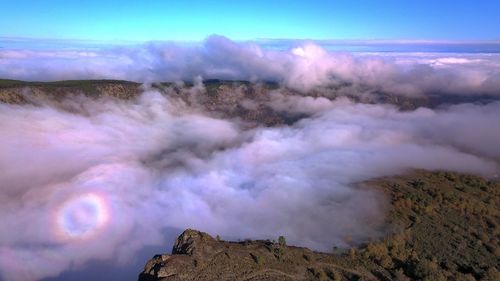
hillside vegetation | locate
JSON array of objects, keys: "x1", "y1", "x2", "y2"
[{"x1": 2, "y1": 80, "x2": 498, "y2": 111}]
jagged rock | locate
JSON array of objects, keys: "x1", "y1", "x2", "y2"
[
  {"x1": 172, "y1": 229, "x2": 220, "y2": 257},
  {"x1": 138, "y1": 229, "x2": 374, "y2": 281}
]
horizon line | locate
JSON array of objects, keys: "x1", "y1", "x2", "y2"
[{"x1": 2, "y1": 35, "x2": 500, "y2": 46}]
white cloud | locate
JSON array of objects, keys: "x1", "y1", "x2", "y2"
[
  {"x1": 0, "y1": 90, "x2": 499, "y2": 280},
  {"x1": 2, "y1": 36, "x2": 500, "y2": 96}
]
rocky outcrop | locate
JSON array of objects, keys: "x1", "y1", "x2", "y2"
[
  {"x1": 138, "y1": 229, "x2": 374, "y2": 281},
  {"x1": 139, "y1": 230, "x2": 228, "y2": 281}
]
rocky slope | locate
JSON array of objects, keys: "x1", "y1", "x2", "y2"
[
  {"x1": 0, "y1": 79, "x2": 141, "y2": 103},
  {"x1": 2, "y1": 79, "x2": 499, "y2": 128},
  {"x1": 139, "y1": 229, "x2": 376, "y2": 281},
  {"x1": 4, "y1": 79, "x2": 498, "y2": 130},
  {"x1": 139, "y1": 171, "x2": 499, "y2": 281},
  {"x1": 0, "y1": 79, "x2": 353, "y2": 128}
]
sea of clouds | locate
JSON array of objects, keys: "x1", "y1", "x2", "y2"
[
  {"x1": 2, "y1": 35, "x2": 500, "y2": 95},
  {"x1": 0, "y1": 36, "x2": 500, "y2": 281}
]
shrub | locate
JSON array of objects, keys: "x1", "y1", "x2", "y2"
[
  {"x1": 278, "y1": 235, "x2": 286, "y2": 246},
  {"x1": 250, "y1": 253, "x2": 262, "y2": 265}
]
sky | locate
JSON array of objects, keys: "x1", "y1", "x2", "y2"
[{"x1": 0, "y1": 0, "x2": 499, "y2": 41}]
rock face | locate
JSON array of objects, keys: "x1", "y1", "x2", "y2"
[{"x1": 138, "y1": 229, "x2": 375, "y2": 281}]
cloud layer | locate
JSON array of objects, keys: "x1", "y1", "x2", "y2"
[
  {"x1": 2, "y1": 36, "x2": 500, "y2": 95},
  {"x1": 0, "y1": 88, "x2": 499, "y2": 281},
  {"x1": 1, "y1": 35, "x2": 500, "y2": 281}
]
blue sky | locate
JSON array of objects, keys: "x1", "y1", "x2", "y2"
[{"x1": 0, "y1": 0, "x2": 499, "y2": 41}]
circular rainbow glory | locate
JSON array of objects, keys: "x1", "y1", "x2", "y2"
[{"x1": 56, "y1": 192, "x2": 110, "y2": 240}]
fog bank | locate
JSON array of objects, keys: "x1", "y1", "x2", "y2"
[
  {"x1": 2, "y1": 36, "x2": 500, "y2": 95},
  {"x1": 0, "y1": 88, "x2": 499, "y2": 280}
]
